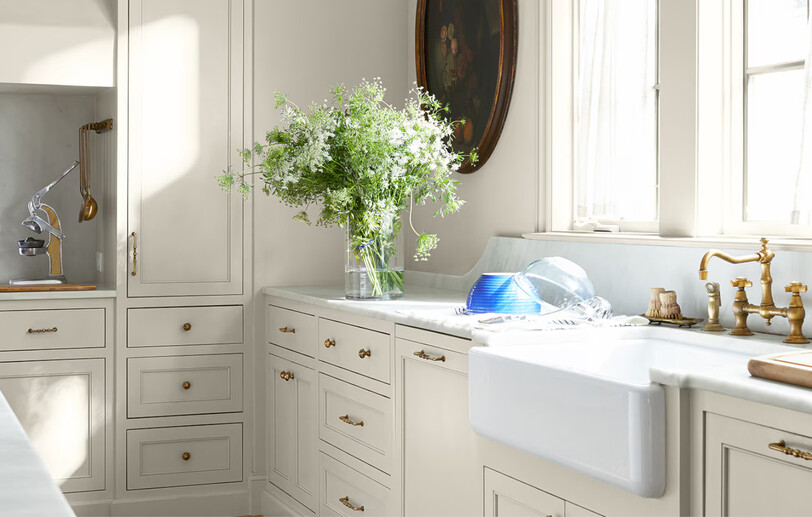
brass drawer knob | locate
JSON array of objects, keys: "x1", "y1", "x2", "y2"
[
  {"x1": 182, "y1": 381, "x2": 191, "y2": 390},
  {"x1": 280, "y1": 371, "x2": 294, "y2": 381},
  {"x1": 339, "y1": 496, "x2": 364, "y2": 512},
  {"x1": 339, "y1": 414, "x2": 364, "y2": 427},
  {"x1": 279, "y1": 326, "x2": 296, "y2": 333},
  {"x1": 27, "y1": 327, "x2": 58, "y2": 334},
  {"x1": 358, "y1": 348, "x2": 372, "y2": 359},
  {"x1": 414, "y1": 350, "x2": 446, "y2": 362},
  {"x1": 769, "y1": 440, "x2": 812, "y2": 461},
  {"x1": 324, "y1": 338, "x2": 336, "y2": 348},
  {"x1": 181, "y1": 452, "x2": 191, "y2": 461},
  {"x1": 182, "y1": 322, "x2": 192, "y2": 332}
]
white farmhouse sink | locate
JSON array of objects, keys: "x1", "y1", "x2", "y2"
[{"x1": 468, "y1": 327, "x2": 775, "y2": 498}]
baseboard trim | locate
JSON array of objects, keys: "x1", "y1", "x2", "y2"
[
  {"x1": 261, "y1": 484, "x2": 314, "y2": 517},
  {"x1": 69, "y1": 489, "x2": 250, "y2": 516}
]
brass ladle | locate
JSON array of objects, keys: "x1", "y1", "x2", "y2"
[{"x1": 78, "y1": 126, "x2": 98, "y2": 222}]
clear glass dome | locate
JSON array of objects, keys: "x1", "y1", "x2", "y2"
[{"x1": 512, "y1": 257, "x2": 596, "y2": 314}]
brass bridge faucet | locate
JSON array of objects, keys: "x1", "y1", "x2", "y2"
[{"x1": 698, "y1": 238, "x2": 808, "y2": 344}]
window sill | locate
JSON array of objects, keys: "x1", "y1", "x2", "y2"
[{"x1": 522, "y1": 231, "x2": 812, "y2": 253}]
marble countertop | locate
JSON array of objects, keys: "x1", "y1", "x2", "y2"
[
  {"x1": 0, "y1": 391, "x2": 75, "y2": 516},
  {"x1": 0, "y1": 289, "x2": 117, "y2": 301},
  {"x1": 262, "y1": 284, "x2": 812, "y2": 415}
]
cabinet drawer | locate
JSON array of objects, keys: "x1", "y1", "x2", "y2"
[
  {"x1": 127, "y1": 354, "x2": 243, "y2": 418},
  {"x1": 0, "y1": 308, "x2": 105, "y2": 351},
  {"x1": 319, "y1": 319, "x2": 390, "y2": 383},
  {"x1": 267, "y1": 305, "x2": 316, "y2": 358},
  {"x1": 128, "y1": 305, "x2": 243, "y2": 347},
  {"x1": 126, "y1": 423, "x2": 242, "y2": 490},
  {"x1": 319, "y1": 374, "x2": 392, "y2": 473},
  {"x1": 320, "y1": 452, "x2": 392, "y2": 517}
]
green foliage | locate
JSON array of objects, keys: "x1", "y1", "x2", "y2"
[{"x1": 217, "y1": 78, "x2": 474, "y2": 262}]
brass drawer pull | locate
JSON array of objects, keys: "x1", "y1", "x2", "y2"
[
  {"x1": 279, "y1": 326, "x2": 296, "y2": 333},
  {"x1": 182, "y1": 381, "x2": 191, "y2": 390},
  {"x1": 182, "y1": 322, "x2": 192, "y2": 332},
  {"x1": 339, "y1": 496, "x2": 364, "y2": 512},
  {"x1": 414, "y1": 350, "x2": 445, "y2": 362},
  {"x1": 358, "y1": 348, "x2": 372, "y2": 359},
  {"x1": 769, "y1": 440, "x2": 812, "y2": 461},
  {"x1": 181, "y1": 452, "x2": 191, "y2": 461},
  {"x1": 28, "y1": 327, "x2": 58, "y2": 334},
  {"x1": 131, "y1": 232, "x2": 137, "y2": 277},
  {"x1": 324, "y1": 338, "x2": 336, "y2": 348},
  {"x1": 280, "y1": 371, "x2": 294, "y2": 381},
  {"x1": 339, "y1": 415, "x2": 364, "y2": 427}
]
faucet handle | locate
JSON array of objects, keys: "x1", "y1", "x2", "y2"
[
  {"x1": 785, "y1": 282, "x2": 808, "y2": 294},
  {"x1": 731, "y1": 277, "x2": 753, "y2": 289}
]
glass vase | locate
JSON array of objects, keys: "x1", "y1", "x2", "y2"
[{"x1": 345, "y1": 214, "x2": 404, "y2": 300}]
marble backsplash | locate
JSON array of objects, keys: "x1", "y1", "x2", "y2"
[{"x1": 406, "y1": 236, "x2": 812, "y2": 341}]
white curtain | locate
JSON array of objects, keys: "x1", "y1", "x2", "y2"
[
  {"x1": 575, "y1": 0, "x2": 657, "y2": 223},
  {"x1": 791, "y1": 13, "x2": 812, "y2": 225}
]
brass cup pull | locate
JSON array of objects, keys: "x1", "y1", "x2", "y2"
[
  {"x1": 414, "y1": 350, "x2": 446, "y2": 362},
  {"x1": 182, "y1": 322, "x2": 192, "y2": 332},
  {"x1": 768, "y1": 440, "x2": 812, "y2": 461},
  {"x1": 181, "y1": 452, "x2": 191, "y2": 461},
  {"x1": 279, "y1": 326, "x2": 296, "y2": 334},
  {"x1": 28, "y1": 327, "x2": 58, "y2": 334},
  {"x1": 280, "y1": 371, "x2": 294, "y2": 381},
  {"x1": 339, "y1": 415, "x2": 364, "y2": 427},
  {"x1": 339, "y1": 496, "x2": 364, "y2": 512},
  {"x1": 131, "y1": 232, "x2": 137, "y2": 277},
  {"x1": 182, "y1": 381, "x2": 191, "y2": 390},
  {"x1": 358, "y1": 348, "x2": 372, "y2": 359},
  {"x1": 324, "y1": 338, "x2": 336, "y2": 348}
]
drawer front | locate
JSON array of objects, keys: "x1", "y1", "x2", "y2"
[
  {"x1": 320, "y1": 452, "x2": 391, "y2": 517},
  {"x1": 319, "y1": 319, "x2": 390, "y2": 383},
  {"x1": 127, "y1": 423, "x2": 242, "y2": 490},
  {"x1": 128, "y1": 354, "x2": 243, "y2": 418},
  {"x1": 267, "y1": 305, "x2": 316, "y2": 358},
  {"x1": 0, "y1": 308, "x2": 105, "y2": 351},
  {"x1": 128, "y1": 305, "x2": 243, "y2": 347},
  {"x1": 319, "y1": 374, "x2": 392, "y2": 473}
]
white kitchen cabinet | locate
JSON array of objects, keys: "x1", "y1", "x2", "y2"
[
  {"x1": 395, "y1": 336, "x2": 482, "y2": 517},
  {"x1": 705, "y1": 412, "x2": 812, "y2": 516},
  {"x1": 485, "y1": 468, "x2": 565, "y2": 517},
  {"x1": 127, "y1": 0, "x2": 244, "y2": 297},
  {"x1": 268, "y1": 350, "x2": 317, "y2": 511},
  {"x1": 0, "y1": 358, "x2": 105, "y2": 493}
]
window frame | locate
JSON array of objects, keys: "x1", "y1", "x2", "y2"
[{"x1": 542, "y1": 0, "x2": 812, "y2": 241}]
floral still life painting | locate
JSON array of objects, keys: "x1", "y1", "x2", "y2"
[{"x1": 416, "y1": 0, "x2": 518, "y2": 173}]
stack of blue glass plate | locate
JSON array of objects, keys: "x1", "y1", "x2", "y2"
[{"x1": 466, "y1": 273, "x2": 542, "y2": 315}]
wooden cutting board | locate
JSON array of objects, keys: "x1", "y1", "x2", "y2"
[
  {"x1": 0, "y1": 284, "x2": 97, "y2": 293},
  {"x1": 749, "y1": 351, "x2": 812, "y2": 389}
]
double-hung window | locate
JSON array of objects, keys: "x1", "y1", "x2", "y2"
[{"x1": 547, "y1": 0, "x2": 812, "y2": 239}]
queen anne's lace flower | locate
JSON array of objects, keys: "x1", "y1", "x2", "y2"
[{"x1": 218, "y1": 79, "x2": 476, "y2": 262}]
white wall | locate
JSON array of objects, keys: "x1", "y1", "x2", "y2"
[
  {"x1": 405, "y1": 0, "x2": 541, "y2": 276},
  {"x1": 0, "y1": 92, "x2": 107, "y2": 285},
  {"x1": 252, "y1": 0, "x2": 409, "y2": 289}
]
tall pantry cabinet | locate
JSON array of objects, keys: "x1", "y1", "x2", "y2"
[{"x1": 117, "y1": 0, "x2": 253, "y2": 512}]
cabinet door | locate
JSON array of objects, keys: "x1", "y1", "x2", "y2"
[
  {"x1": 268, "y1": 352, "x2": 317, "y2": 511},
  {"x1": 0, "y1": 359, "x2": 105, "y2": 493},
  {"x1": 396, "y1": 337, "x2": 481, "y2": 517},
  {"x1": 128, "y1": 0, "x2": 244, "y2": 297},
  {"x1": 484, "y1": 468, "x2": 565, "y2": 517},
  {"x1": 705, "y1": 412, "x2": 812, "y2": 516}
]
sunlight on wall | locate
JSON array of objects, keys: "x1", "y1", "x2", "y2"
[
  {"x1": 6, "y1": 24, "x2": 114, "y2": 87},
  {"x1": 139, "y1": 15, "x2": 200, "y2": 198},
  {"x1": 0, "y1": 374, "x2": 93, "y2": 485}
]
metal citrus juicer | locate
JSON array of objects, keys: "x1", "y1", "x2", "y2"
[{"x1": 9, "y1": 161, "x2": 80, "y2": 286}]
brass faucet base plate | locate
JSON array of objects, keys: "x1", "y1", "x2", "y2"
[
  {"x1": 702, "y1": 323, "x2": 725, "y2": 332},
  {"x1": 730, "y1": 328, "x2": 755, "y2": 337}
]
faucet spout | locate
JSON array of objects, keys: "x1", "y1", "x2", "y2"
[{"x1": 698, "y1": 249, "x2": 761, "y2": 280}]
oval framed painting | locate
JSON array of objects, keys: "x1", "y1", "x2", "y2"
[{"x1": 415, "y1": 0, "x2": 518, "y2": 173}]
